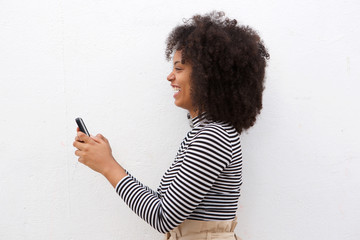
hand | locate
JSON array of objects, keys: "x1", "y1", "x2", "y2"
[
  {"x1": 73, "y1": 129, "x2": 128, "y2": 187},
  {"x1": 73, "y1": 130, "x2": 117, "y2": 175}
]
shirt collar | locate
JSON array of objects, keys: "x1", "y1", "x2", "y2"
[{"x1": 187, "y1": 112, "x2": 209, "y2": 128}]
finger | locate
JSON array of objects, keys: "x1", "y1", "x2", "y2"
[
  {"x1": 78, "y1": 156, "x2": 85, "y2": 164},
  {"x1": 77, "y1": 131, "x2": 92, "y2": 143},
  {"x1": 73, "y1": 140, "x2": 85, "y2": 150},
  {"x1": 74, "y1": 135, "x2": 81, "y2": 141},
  {"x1": 74, "y1": 149, "x2": 82, "y2": 157}
]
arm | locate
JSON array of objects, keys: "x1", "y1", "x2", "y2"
[
  {"x1": 115, "y1": 127, "x2": 232, "y2": 233},
  {"x1": 73, "y1": 131, "x2": 126, "y2": 187},
  {"x1": 73, "y1": 131, "x2": 160, "y2": 195},
  {"x1": 73, "y1": 127, "x2": 232, "y2": 233}
]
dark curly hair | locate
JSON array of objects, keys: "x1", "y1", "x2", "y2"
[{"x1": 165, "y1": 11, "x2": 269, "y2": 133}]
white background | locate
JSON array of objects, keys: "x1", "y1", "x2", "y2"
[{"x1": 0, "y1": 0, "x2": 359, "y2": 239}]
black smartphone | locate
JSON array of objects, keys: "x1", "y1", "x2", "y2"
[{"x1": 75, "y1": 117, "x2": 90, "y2": 136}]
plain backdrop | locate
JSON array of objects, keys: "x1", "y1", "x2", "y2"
[{"x1": 0, "y1": 0, "x2": 359, "y2": 239}]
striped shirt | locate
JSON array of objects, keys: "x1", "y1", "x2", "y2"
[{"x1": 115, "y1": 114, "x2": 242, "y2": 233}]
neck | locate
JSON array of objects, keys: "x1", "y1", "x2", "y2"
[{"x1": 188, "y1": 109, "x2": 198, "y2": 118}]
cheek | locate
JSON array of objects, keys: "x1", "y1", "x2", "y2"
[
  {"x1": 183, "y1": 84, "x2": 192, "y2": 103},
  {"x1": 185, "y1": 80, "x2": 192, "y2": 95}
]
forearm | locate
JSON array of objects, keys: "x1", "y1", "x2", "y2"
[{"x1": 102, "y1": 160, "x2": 128, "y2": 188}]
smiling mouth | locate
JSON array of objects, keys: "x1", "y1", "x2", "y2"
[{"x1": 173, "y1": 86, "x2": 181, "y2": 93}]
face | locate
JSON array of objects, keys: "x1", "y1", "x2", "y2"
[{"x1": 167, "y1": 50, "x2": 196, "y2": 117}]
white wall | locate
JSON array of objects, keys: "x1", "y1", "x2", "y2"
[{"x1": 0, "y1": 0, "x2": 359, "y2": 239}]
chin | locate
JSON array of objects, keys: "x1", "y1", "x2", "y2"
[
  {"x1": 174, "y1": 102, "x2": 185, "y2": 109},
  {"x1": 174, "y1": 100, "x2": 181, "y2": 107}
]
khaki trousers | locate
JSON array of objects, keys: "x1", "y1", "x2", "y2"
[{"x1": 164, "y1": 218, "x2": 239, "y2": 240}]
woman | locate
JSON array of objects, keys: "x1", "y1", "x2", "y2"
[{"x1": 73, "y1": 11, "x2": 269, "y2": 240}]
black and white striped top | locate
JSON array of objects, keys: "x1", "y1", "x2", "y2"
[{"x1": 115, "y1": 114, "x2": 243, "y2": 233}]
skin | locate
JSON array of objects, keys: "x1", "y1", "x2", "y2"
[
  {"x1": 73, "y1": 50, "x2": 197, "y2": 187},
  {"x1": 73, "y1": 129, "x2": 126, "y2": 187},
  {"x1": 167, "y1": 50, "x2": 197, "y2": 118}
]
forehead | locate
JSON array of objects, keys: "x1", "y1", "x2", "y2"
[{"x1": 173, "y1": 50, "x2": 182, "y2": 62}]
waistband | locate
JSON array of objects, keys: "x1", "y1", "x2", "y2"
[{"x1": 164, "y1": 218, "x2": 238, "y2": 240}]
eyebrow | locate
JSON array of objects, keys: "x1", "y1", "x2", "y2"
[{"x1": 174, "y1": 61, "x2": 181, "y2": 66}]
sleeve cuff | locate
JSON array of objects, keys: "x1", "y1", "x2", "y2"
[{"x1": 115, "y1": 170, "x2": 131, "y2": 194}]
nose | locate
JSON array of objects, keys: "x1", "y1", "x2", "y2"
[{"x1": 167, "y1": 71, "x2": 175, "y2": 82}]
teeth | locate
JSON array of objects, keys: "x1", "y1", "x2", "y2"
[{"x1": 173, "y1": 87, "x2": 180, "y2": 93}]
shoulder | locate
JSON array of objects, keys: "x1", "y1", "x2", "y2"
[
  {"x1": 200, "y1": 121, "x2": 236, "y2": 139},
  {"x1": 192, "y1": 121, "x2": 236, "y2": 150}
]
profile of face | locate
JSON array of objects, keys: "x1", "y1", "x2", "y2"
[{"x1": 167, "y1": 50, "x2": 196, "y2": 117}]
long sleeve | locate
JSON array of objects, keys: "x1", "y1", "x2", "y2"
[
  {"x1": 115, "y1": 125, "x2": 235, "y2": 234},
  {"x1": 121, "y1": 171, "x2": 161, "y2": 198}
]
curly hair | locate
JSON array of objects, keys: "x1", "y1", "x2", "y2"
[{"x1": 165, "y1": 11, "x2": 269, "y2": 133}]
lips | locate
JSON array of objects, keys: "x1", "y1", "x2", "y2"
[
  {"x1": 171, "y1": 85, "x2": 181, "y2": 99},
  {"x1": 171, "y1": 84, "x2": 181, "y2": 92},
  {"x1": 173, "y1": 86, "x2": 180, "y2": 93}
]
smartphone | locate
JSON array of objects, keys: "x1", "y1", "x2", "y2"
[{"x1": 75, "y1": 117, "x2": 90, "y2": 136}]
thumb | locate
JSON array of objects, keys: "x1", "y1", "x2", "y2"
[
  {"x1": 90, "y1": 133, "x2": 106, "y2": 143},
  {"x1": 96, "y1": 133, "x2": 108, "y2": 143}
]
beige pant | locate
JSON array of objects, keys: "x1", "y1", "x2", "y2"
[{"x1": 164, "y1": 218, "x2": 239, "y2": 240}]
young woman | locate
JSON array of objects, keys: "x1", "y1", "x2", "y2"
[{"x1": 73, "y1": 11, "x2": 269, "y2": 240}]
